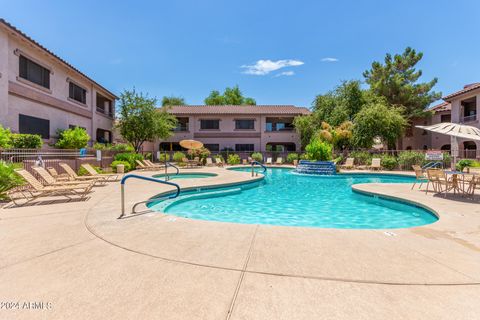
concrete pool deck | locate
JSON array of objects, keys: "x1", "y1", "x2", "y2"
[{"x1": 1, "y1": 166, "x2": 480, "y2": 319}]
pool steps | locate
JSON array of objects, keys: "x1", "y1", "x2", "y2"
[{"x1": 294, "y1": 160, "x2": 337, "y2": 175}]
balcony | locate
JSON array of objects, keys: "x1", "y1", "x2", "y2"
[
  {"x1": 172, "y1": 125, "x2": 189, "y2": 132},
  {"x1": 462, "y1": 114, "x2": 477, "y2": 123},
  {"x1": 265, "y1": 117, "x2": 294, "y2": 132},
  {"x1": 96, "y1": 106, "x2": 114, "y2": 118}
]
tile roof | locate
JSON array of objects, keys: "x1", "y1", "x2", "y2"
[
  {"x1": 0, "y1": 18, "x2": 117, "y2": 99},
  {"x1": 429, "y1": 101, "x2": 451, "y2": 112},
  {"x1": 167, "y1": 105, "x2": 311, "y2": 115},
  {"x1": 443, "y1": 83, "x2": 480, "y2": 101}
]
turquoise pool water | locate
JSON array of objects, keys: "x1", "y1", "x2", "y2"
[
  {"x1": 152, "y1": 172, "x2": 217, "y2": 180},
  {"x1": 149, "y1": 168, "x2": 438, "y2": 229}
]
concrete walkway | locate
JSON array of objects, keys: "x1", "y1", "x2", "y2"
[{"x1": 1, "y1": 167, "x2": 480, "y2": 319}]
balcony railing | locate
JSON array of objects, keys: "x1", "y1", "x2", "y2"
[
  {"x1": 172, "y1": 125, "x2": 189, "y2": 132},
  {"x1": 462, "y1": 114, "x2": 477, "y2": 123},
  {"x1": 96, "y1": 106, "x2": 114, "y2": 118}
]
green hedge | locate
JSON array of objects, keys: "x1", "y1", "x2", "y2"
[
  {"x1": 110, "y1": 160, "x2": 132, "y2": 172},
  {"x1": 10, "y1": 134, "x2": 43, "y2": 149},
  {"x1": 286, "y1": 153, "x2": 298, "y2": 163},
  {"x1": 113, "y1": 153, "x2": 144, "y2": 169},
  {"x1": 173, "y1": 152, "x2": 186, "y2": 163}
]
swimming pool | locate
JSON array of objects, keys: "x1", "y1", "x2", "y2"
[
  {"x1": 148, "y1": 168, "x2": 438, "y2": 229},
  {"x1": 152, "y1": 172, "x2": 217, "y2": 180}
]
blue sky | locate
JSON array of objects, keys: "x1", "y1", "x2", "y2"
[{"x1": 3, "y1": 0, "x2": 480, "y2": 107}]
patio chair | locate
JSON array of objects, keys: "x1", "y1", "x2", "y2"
[
  {"x1": 134, "y1": 160, "x2": 155, "y2": 171},
  {"x1": 248, "y1": 157, "x2": 253, "y2": 163},
  {"x1": 276, "y1": 157, "x2": 283, "y2": 165},
  {"x1": 369, "y1": 158, "x2": 382, "y2": 171},
  {"x1": 411, "y1": 165, "x2": 427, "y2": 189},
  {"x1": 214, "y1": 157, "x2": 224, "y2": 167},
  {"x1": 12, "y1": 169, "x2": 93, "y2": 205},
  {"x1": 32, "y1": 166, "x2": 96, "y2": 187},
  {"x1": 425, "y1": 169, "x2": 451, "y2": 196},
  {"x1": 46, "y1": 167, "x2": 71, "y2": 181},
  {"x1": 339, "y1": 158, "x2": 355, "y2": 169},
  {"x1": 193, "y1": 157, "x2": 201, "y2": 166},
  {"x1": 182, "y1": 157, "x2": 195, "y2": 168},
  {"x1": 205, "y1": 157, "x2": 214, "y2": 166},
  {"x1": 59, "y1": 163, "x2": 105, "y2": 184},
  {"x1": 81, "y1": 163, "x2": 119, "y2": 181},
  {"x1": 142, "y1": 160, "x2": 163, "y2": 169},
  {"x1": 265, "y1": 157, "x2": 272, "y2": 165}
]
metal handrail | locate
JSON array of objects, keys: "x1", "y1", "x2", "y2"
[
  {"x1": 422, "y1": 161, "x2": 442, "y2": 170},
  {"x1": 119, "y1": 174, "x2": 180, "y2": 219},
  {"x1": 251, "y1": 161, "x2": 267, "y2": 177}
]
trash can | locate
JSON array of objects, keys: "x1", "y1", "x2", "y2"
[
  {"x1": 293, "y1": 159, "x2": 298, "y2": 166},
  {"x1": 116, "y1": 164, "x2": 125, "y2": 173}
]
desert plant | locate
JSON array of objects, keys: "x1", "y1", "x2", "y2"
[
  {"x1": 110, "y1": 160, "x2": 131, "y2": 172},
  {"x1": 0, "y1": 161, "x2": 24, "y2": 200},
  {"x1": 10, "y1": 134, "x2": 43, "y2": 149},
  {"x1": 173, "y1": 151, "x2": 186, "y2": 163},
  {"x1": 113, "y1": 153, "x2": 144, "y2": 169},
  {"x1": 286, "y1": 153, "x2": 299, "y2": 164},
  {"x1": 305, "y1": 138, "x2": 332, "y2": 161},
  {"x1": 159, "y1": 153, "x2": 171, "y2": 162},
  {"x1": 187, "y1": 147, "x2": 211, "y2": 160},
  {"x1": 251, "y1": 152, "x2": 263, "y2": 162},
  {"x1": 55, "y1": 127, "x2": 90, "y2": 149},
  {"x1": 380, "y1": 154, "x2": 397, "y2": 170},
  {"x1": 227, "y1": 153, "x2": 241, "y2": 165},
  {"x1": 456, "y1": 159, "x2": 480, "y2": 172}
]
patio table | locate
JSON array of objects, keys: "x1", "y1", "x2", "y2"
[{"x1": 444, "y1": 171, "x2": 476, "y2": 195}]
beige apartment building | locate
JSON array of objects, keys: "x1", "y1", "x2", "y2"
[
  {"x1": 156, "y1": 105, "x2": 310, "y2": 153},
  {"x1": 0, "y1": 19, "x2": 116, "y2": 146},
  {"x1": 401, "y1": 83, "x2": 480, "y2": 159}
]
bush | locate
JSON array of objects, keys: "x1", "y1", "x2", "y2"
[
  {"x1": 0, "y1": 125, "x2": 12, "y2": 148},
  {"x1": 173, "y1": 151, "x2": 186, "y2": 163},
  {"x1": 251, "y1": 152, "x2": 263, "y2": 162},
  {"x1": 305, "y1": 138, "x2": 332, "y2": 161},
  {"x1": 114, "y1": 153, "x2": 144, "y2": 169},
  {"x1": 397, "y1": 151, "x2": 425, "y2": 169},
  {"x1": 93, "y1": 142, "x2": 110, "y2": 150},
  {"x1": 55, "y1": 127, "x2": 90, "y2": 149},
  {"x1": 380, "y1": 154, "x2": 397, "y2": 170},
  {"x1": 456, "y1": 159, "x2": 480, "y2": 172},
  {"x1": 286, "y1": 153, "x2": 299, "y2": 163},
  {"x1": 349, "y1": 151, "x2": 372, "y2": 165},
  {"x1": 188, "y1": 147, "x2": 211, "y2": 161},
  {"x1": 110, "y1": 143, "x2": 134, "y2": 152},
  {"x1": 159, "y1": 153, "x2": 170, "y2": 162},
  {"x1": 110, "y1": 160, "x2": 131, "y2": 172},
  {"x1": 10, "y1": 134, "x2": 43, "y2": 149},
  {"x1": 0, "y1": 161, "x2": 24, "y2": 200},
  {"x1": 227, "y1": 154, "x2": 241, "y2": 165}
]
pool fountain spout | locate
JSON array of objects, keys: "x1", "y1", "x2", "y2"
[{"x1": 294, "y1": 160, "x2": 336, "y2": 175}]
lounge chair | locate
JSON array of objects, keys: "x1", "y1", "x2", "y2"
[
  {"x1": 47, "y1": 167, "x2": 71, "y2": 181},
  {"x1": 193, "y1": 157, "x2": 201, "y2": 166},
  {"x1": 265, "y1": 157, "x2": 272, "y2": 165},
  {"x1": 11, "y1": 169, "x2": 93, "y2": 205},
  {"x1": 81, "y1": 163, "x2": 119, "y2": 181},
  {"x1": 32, "y1": 166, "x2": 96, "y2": 187},
  {"x1": 248, "y1": 157, "x2": 253, "y2": 163},
  {"x1": 411, "y1": 165, "x2": 427, "y2": 189},
  {"x1": 339, "y1": 158, "x2": 355, "y2": 170},
  {"x1": 214, "y1": 157, "x2": 224, "y2": 167},
  {"x1": 142, "y1": 160, "x2": 163, "y2": 169},
  {"x1": 369, "y1": 158, "x2": 382, "y2": 171},
  {"x1": 134, "y1": 160, "x2": 155, "y2": 171},
  {"x1": 205, "y1": 157, "x2": 214, "y2": 166},
  {"x1": 242, "y1": 159, "x2": 248, "y2": 165},
  {"x1": 59, "y1": 163, "x2": 105, "y2": 184},
  {"x1": 275, "y1": 157, "x2": 283, "y2": 165}
]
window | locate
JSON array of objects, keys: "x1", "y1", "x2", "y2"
[
  {"x1": 235, "y1": 144, "x2": 254, "y2": 152},
  {"x1": 19, "y1": 114, "x2": 50, "y2": 139},
  {"x1": 69, "y1": 125, "x2": 87, "y2": 131},
  {"x1": 265, "y1": 117, "x2": 294, "y2": 131},
  {"x1": 96, "y1": 128, "x2": 112, "y2": 143},
  {"x1": 69, "y1": 82, "x2": 87, "y2": 104},
  {"x1": 235, "y1": 119, "x2": 254, "y2": 130},
  {"x1": 173, "y1": 117, "x2": 189, "y2": 131},
  {"x1": 440, "y1": 114, "x2": 451, "y2": 123},
  {"x1": 204, "y1": 144, "x2": 220, "y2": 152},
  {"x1": 96, "y1": 93, "x2": 113, "y2": 116},
  {"x1": 19, "y1": 55, "x2": 50, "y2": 89},
  {"x1": 200, "y1": 119, "x2": 219, "y2": 130}
]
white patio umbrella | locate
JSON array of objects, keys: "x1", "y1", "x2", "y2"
[{"x1": 416, "y1": 122, "x2": 480, "y2": 168}]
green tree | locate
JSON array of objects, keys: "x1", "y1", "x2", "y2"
[
  {"x1": 117, "y1": 89, "x2": 177, "y2": 152},
  {"x1": 353, "y1": 102, "x2": 407, "y2": 149},
  {"x1": 0, "y1": 125, "x2": 12, "y2": 148},
  {"x1": 161, "y1": 96, "x2": 186, "y2": 106},
  {"x1": 293, "y1": 114, "x2": 319, "y2": 149},
  {"x1": 363, "y1": 47, "x2": 441, "y2": 119},
  {"x1": 55, "y1": 127, "x2": 89, "y2": 149},
  {"x1": 204, "y1": 85, "x2": 256, "y2": 105}
]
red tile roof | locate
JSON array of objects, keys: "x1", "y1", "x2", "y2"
[
  {"x1": 167, "y1": 105, "x2": 311, "y2": 115},
  {"x1": 443, "y1": 83, "x2": 480, "y2": 101},
  {"x1": 0, "y1": 18, "x2": 117, "y2": 98},
  {"x1": 429, "y1": 101, "x2": 451, "y2": 112}
]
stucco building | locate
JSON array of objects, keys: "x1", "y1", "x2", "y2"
[
  {"x1": 0, "y1": 19, "x2": 116, "y2": 146},
  {"x1": 156, "y1": 105, "x2": 310, "y2": 154}
]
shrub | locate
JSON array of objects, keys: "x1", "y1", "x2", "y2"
[
  {"x1": 110, "y1": 143, "x2": 134, "y2": 152},
  {"x1": 251, "y1": 152, "x2": 263, "y2": 162},
  {"x1": 305, "y1": 138, "x2": 332, "y2": 161},
  {"x1": 173, "y1": 151, "x2": 186, "y2": 163},
  {"x1": 0, "y1": 161, "x2": 24, "y2": 200},
  {"x1": 10, "y1": 134, "x2": 43, "y2": 149},
  {"x1": 456, "y1": 159, "x2": 480, "y2": 172},
  {"x1": 380, "y1": 154, "x2": 397, "y2": 170},
  {"x1": 0, "y1": 125, "x2": 12, "y2": 148},
  {"x1": 188, "y1": 147, "x2": 211, "y2": 160},
  {"x1": 110, "y1": 160, "x2": 131, "y2": 172},
  {"x1": 349, "y1": 151, "x2": 372, "y2": 165},
  {"x1": 93, "y1": 142, "x2": 111, "y2": 150},
  {"x1": 227, "y1": 153, "x2": 241, "y2": 165},
  {"x1": 397, "y1": 151, "x2": 425, "y2": 169},
  {"x1": 113, "y1": 153, "x2": 144, "y2": 169},
  {"x1": 55, "y1": 127, "x2": 90, "y2": 149},
  {"x1": 299, "y1": 153, "x2": 308, "y2": 160},
  {"x1": 159, "y1": 153, "x2": 171, "y2": 162},
  {"x1": 286, "y1": 153, "x2": 299, "y2": 163}
]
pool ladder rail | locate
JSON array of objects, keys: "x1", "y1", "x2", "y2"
[
  {"x1": 251, "y1": 161, "x2": 267, "y2": 177},
  {"x1": 163, "y1": 162, "x2": 179, "y2": 181},
  {"x1": 119, "y1": 174, "x2": 181, "y2": 219}
]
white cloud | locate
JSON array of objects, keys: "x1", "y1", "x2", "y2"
[
  {"x1": 321, "y1": 57, "x2": 339, "y2": 62},
  {"x1": 274, "y1": 71, "x2": 295, "y2": 77},
  {"x1": 241, "y1": 59, "x2": 304, "y2": 75}
]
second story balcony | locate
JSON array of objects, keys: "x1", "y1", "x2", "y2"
[
  {"x1": 96, "y1": 93, "x2": 114, "y2": 118},
  {"x1": 462, "y1": 114, "x2": 477, "y2": 123},
  {"x1": 265, "y1": 117, "x2": 295, "y2": 132},
  {"x1": 172, "y1": 117, "x2": 189, "y2": 132}
]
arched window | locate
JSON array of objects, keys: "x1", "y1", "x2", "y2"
[{"x1": 440, "y1": 144, "x2": 451, "y2": 151}]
